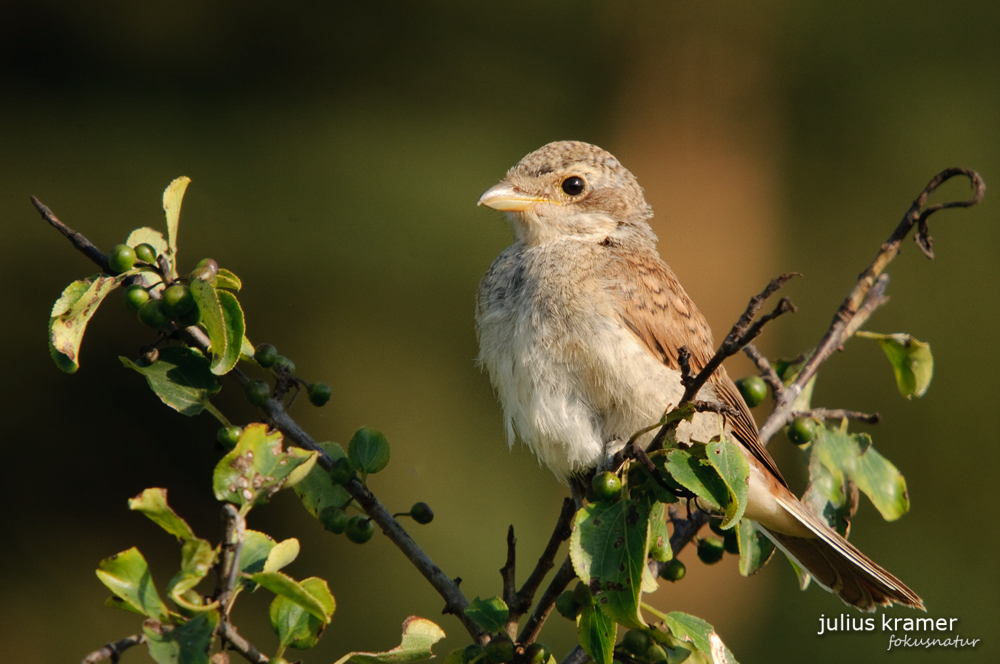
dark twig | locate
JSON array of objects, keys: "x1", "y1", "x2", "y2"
[
  {"x1": 32, "y1": 196, "x2": 112, "y2": 273},
  {"x1": 507, "y1": 498, "x2": 577, "y2": 638},
  {"x1": 799, "y1": 408, "x2": 881, "y2": 425},
  {"x1": 742, "y1": 343, "x2": 785, "y2": 399},
  {"x1": 215, "y1": 504, "x2": 245, "y2": 616},
  {"x1": 759, "y1": 168, "x2": 984, "y2": 443},
  {"x1": 79, "y1": 634, "x2": 146, "y2": 664},
  {"x1": 518, "y1": 556, "x2": 576, "y2": 646},
  {"x1": 561, "y1": 646, "x2": 591, "y2": 664},
  {"x1": 501, "y1": 526, "x2": 518, "y2": 637},
  {"x1": 219, "y1": 622, "x2": 269, "y2": 663}
]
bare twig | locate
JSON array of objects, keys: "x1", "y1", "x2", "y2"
[
  {"x1": 507, "y1": 498, "x2": 577, "y2": 639},
  {"x1": 742, "y1": 343, "x2": 785, "y2": 399},
  {"x1": 215, "y1": 504, "x2": 246, "y2": 616},
  {"x1": 32, "y1": 196, "x2": 112, "y2": 272},
  {"x1": 800, "y1": 408, "x2": 881, "y2": 424},
  {"x1": 561, "y1": 646, "x2": 590, "y2": 664},
  {"x1": 759, "y1": 168, "x2": 984, "y2": 443},
  {"x1": 219, "y1": 622, "x2": 269, "y2": 663},
  {"x1": 501, "y1": 526, "x2": 518, "y2": 638},
  {"x1": 79, "y1": 634, "x2": 146, "y2": 664},
  {"x1": 517, "y1": 556, "x2": 576, "y2": 646}
]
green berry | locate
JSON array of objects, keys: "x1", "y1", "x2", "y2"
[
  {"x1": 660, "y1": 558, "x2": 686, "y2": 582},
  {"x1": 254, "y1": 343, "x2": 278, "y2": 368},
  {"x1": 410, "y1": 502, "x2": 434, "y2": 525},
  {"x1": 524, "y1": 643, "x2": 550, "y2": 664},
  {"x1": 735, "y1": 375, "x2": 768, "y2": 408},
  {"x1": 345, "y1": 515, "x2": 375, "y2": 544},
  {"x1": 622, "y1": 630, "x2": 651, "y2": 657},
  {"x1": 485, "y1": 636, "x2": 514, "y2": 664},
  {"x1": 646, "y1": 644, "x2": 668, "y2": 664},
  {"x1": 274, "y1": 355, "x2": 296, "y2": 375},
  {"x1": 572, "y1": 581, "x2": 594, "y2": 607},
  {"x1": 137, "y1": 299, "x2": 168, "y2": 329},
  {"x1": 723, "y1": 529, "x2": 740, "y2": 555},
  {"x1": 189, "y1": 266, "x2": 217, "y2": 284},
  {"x1": 320, "y1": 506, "x2": 349, "y2": 534},
  {"x1": 462, "y1": 645, "x2": 486, "y2": 664},
  {"x1": 787, "y1": 416, "x2": 818, "y2": 446},
  {"x1": 195, "y1": 258, "x2": 219, "y2": 275},
  {"x1": 124, "y1": 285, "x2": 150, "y2": 311},
  {"x1": 175, "y1": 306, "x2": 201, "y2": 327},
  {"x1": 217, "y1": 426, "x2": 243, "y2": 450},
  {"x1": 244, "y1": 379, "x2": 271, "y2": 406},
  {"x1": 161, "y1": 283, "x2": 195, "y2": 318},
  {"x1": 708, "y1": 519, "x2": 727, "y2": 537},
  {"x1": 308, "y1": 382, "x2": 332, "y2": 407},
  {"x1": 591, "y1": 471, "x2": 622, "y2": 502},
  {"x1": 134, "y1": 243, "x2": 158, "y2": 263},
  {"x1": 554, "y1": 591, "x2": 580, "y2": 620},
  {"x1": 697, "y1": 537, "x2": 725, "y2": 565},
  {"x1": 108, "y1": 244, "x2": 136, "y2": 273}
]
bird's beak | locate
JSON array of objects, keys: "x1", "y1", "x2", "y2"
[{"x1": 478, "y1": 183, "x2": 554, "y2": 212}]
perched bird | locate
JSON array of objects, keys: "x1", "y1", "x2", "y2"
[{"x1": 475, "y1": 140, "x2": 923, "y2": 612}]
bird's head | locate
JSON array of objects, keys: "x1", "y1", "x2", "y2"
[{"x1": 478, "y1": 141, "x2": 654, "y2": 246}]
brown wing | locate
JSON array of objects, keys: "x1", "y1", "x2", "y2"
[{"x1": 609, "y1": 252, "x2": 789, "y2": 487}]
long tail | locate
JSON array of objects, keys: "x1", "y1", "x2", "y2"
[{"x1": 764, "y1": 497, "x2": 924, "y2": 612}]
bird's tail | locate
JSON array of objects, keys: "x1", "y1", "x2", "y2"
[{"x1": 762, "y1": 496, "x2": 924, "y2": 612}]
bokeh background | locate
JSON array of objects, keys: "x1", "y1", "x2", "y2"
[{"x1": 1, "y1": 2, "x2": 997, "y2": 663}]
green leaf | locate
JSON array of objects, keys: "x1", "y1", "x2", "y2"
[
  {"x1": 570, "y1": 498, "x2": 649, "y2": 629},
  {"x1": 663, "y1": 612, "x2": 737, "y2": 664},
  {"x1": 49, "y1": 274, "x2": 129, "y2": 372},
  {"x1": 144, "y1": 612, "x2": 217, "y2": 664},
  {"x1": 120, "y1": 346, "x2": 221, "y2": 416},
  {"x1": 294, "y1": 443, "x2": 352, "y2": 519},
  {"x1": 736, "y1": 520, "x2": 775, "y2": 576},
  {"x1": 647, "y1": 501, "x2": 672, "y2": 563},
  {"x1": 128, "y1": 488, "x2": 197, "y2": 541},
  {"x1": 465, "y1": 596, "x2": 509, "y2": 633},
  {"x1": 334, "y1": 616, "x2": 446, "y2": 664},
  {"x1": 858, "y1": 332, "x2": 933, "y2": 399},
  {"x1": 163, "y1": 176, "x2": 190, "y2": 277},
  {"x1": 250, "y1": 571, "x2": 334, "y2": 624},
  {"x1": 95, "y1": 547, "x2": 170, "y2": 622},
  {"x1": 801, "y1": 448, "x2": 858, "y2": 537},
  {"x1": 270, "y1": 576, "x2": 336, "y2": 652},
  {"x1": 216, "y1": 268, "x2": 242, "y2": 291},
  {"x1": 662, "y1": 448, "x2": 728, "y2": 511},
  {"x1": 577, "y1": 604, "x2": 616, "y2": 664},
  {"x1": 348, "y1": 427, "x2": 391, "y2": 476},
  {"x1": 264, "y1": 538, "x2": 301, "y2": 574},
  {"x1": 189, "y1": 278, "x2": 225, "y2": 351},
  {"x1": 773, "y1": 357, "x2": 818, "y2": 412},
  {"x1": 704, "y1": 438, "x2": 750, "y2": 528},
  {"x1": 811, "y1": 426, "x2": 909, "y2": 521},
  {"x1": 212, "y1": 290, "x2": 245, "y2": 375},
  {"x1": 166, "y1": 538, "x2": 218, "y2": 612},
  {"x1": 212, "y1": 423, "x2": 318, "y2": 509},
  {"x1": 237, "y1": 530, "x2": 276, "y2": 592}
]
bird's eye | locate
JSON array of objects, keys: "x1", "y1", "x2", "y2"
[{"x1": 561, "y1": 176, "x2": 586, "y2": 196}]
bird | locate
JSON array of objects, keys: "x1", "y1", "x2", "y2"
[{"x1": 474, "y1": 140, "x2": 923, "y2": 612}]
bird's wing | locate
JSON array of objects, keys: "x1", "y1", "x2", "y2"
[{"x1": 609, "y1": 253, "x2": 788, "y2": 487}]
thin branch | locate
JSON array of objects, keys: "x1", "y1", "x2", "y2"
[
  {"x1": 79, "y1": 634, "x2": 146, "y2": 664},
  {"x1": 742, "y1": 343, "x2": 785, "y2": 400},
  {"x1": 759, "y1": 167, "x2": 984, "y2": 443},
  {"x1": 501, "y1": 526, "x2": 518, "y2": 638},
  {"x1": 508, "y1": 498, "x2": 577, "y2": 637},
  {"x1": 215, "y1": 504, "x2": 246, "y2": 616},
  {"x1": 800, "y1": 408, "x2": 881, "y2": 424},
  {"x1": 32, "y1": 196, "x2": 112, "y2": 272},
  {"x1": 560, "y1": 646, "x2": 590, "y2": 664},
  {"x1": 517, "y1": 556, "x2": 576, "y2": 646},
  {"x1": 219, "y1": 622, "x2": 269, "y2": 663}
]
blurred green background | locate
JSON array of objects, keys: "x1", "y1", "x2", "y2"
[{"x1": 1, "y1": 2, "x2": 997, "y2": 663}]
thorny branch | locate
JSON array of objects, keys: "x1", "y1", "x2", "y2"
[{"x1": 79, "y1": 634, "x2": 146, "y2": 664}]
